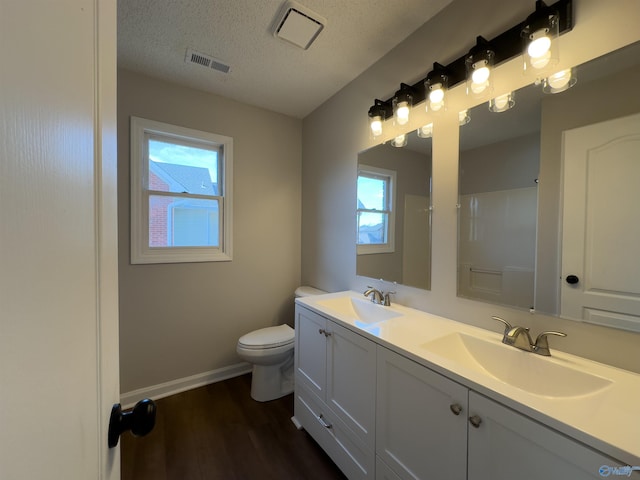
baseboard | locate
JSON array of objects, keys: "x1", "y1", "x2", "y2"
[{"x1": 120, "y1": 362, "x2": 253, "y2": 409}]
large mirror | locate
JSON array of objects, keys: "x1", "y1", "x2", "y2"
[
  {"x1": 457, "y1": 83, "x2": 541, "y2": 310},
  {"x1": 357, "y1": 130, "x2": 433, "y2": 290},
  {"x1": 458, "y1": 40, "x2": 640, "y2": 330}
]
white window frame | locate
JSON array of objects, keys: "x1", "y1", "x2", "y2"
[
  {"x1": 130, "y1": 116, "x2": 233, "y2": 264},
  {"x1": 357, "y1": 165, "x2": 396, "y2": 255}
]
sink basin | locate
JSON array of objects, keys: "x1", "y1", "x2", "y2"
[
  {"x1": 317, "y1": 296, "x2": 403, "y2": 325},
  {"x1": 422, "y1": 333, "x2": 612, "y2": 398}
]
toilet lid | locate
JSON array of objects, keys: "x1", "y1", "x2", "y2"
[{"x1": 238, "y1": 324, "x2": 294, "y2": 349}]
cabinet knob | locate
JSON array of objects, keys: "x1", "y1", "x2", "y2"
[
  {"x1": 469, "y1": 415, "x2": 482, "y2": 428},
  {"x1": 318, "y1": 328, "x2": 332, "y2": 337},
  {"x1": 449, "y1": 404, "x2": 463, "y2": 416}
]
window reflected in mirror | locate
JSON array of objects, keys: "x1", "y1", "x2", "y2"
[{"x1": 357, "y1": 130, "x2": 432, "y2": 290}]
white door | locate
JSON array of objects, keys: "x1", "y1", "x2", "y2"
[
  {"x1": 376, "y1": 347, "x2": 468, "y2": 480},
  {"x1": 468, "y1": 392, "x2": 618, "y2": 480},
  {"x1": 561, "y1": 112, "x2": 640, "y2": 331},
  {"x1": 0, "y1": 1, "x2": 120, "y2": 479}
]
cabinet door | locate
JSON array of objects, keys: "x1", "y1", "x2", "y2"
[
  {"x1": 326, "y1": 320, "x2": 377, "y2": 449},
  {"x1": 377, "y1": 347, "x2": 468, "y2": 480},
  {"x1": 468, "y1": 392, "x2": 625, "y2": 480},
  {"x1": 295, "y1": 306, "x2": 327, "y2": 397}
]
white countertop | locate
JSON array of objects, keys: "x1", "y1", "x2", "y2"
[{"x1": 296, "y1": 290, "x2": 640, "y2": 467}]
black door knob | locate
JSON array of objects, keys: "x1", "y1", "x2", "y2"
[
  {"x1": 108, "y1": 398, "x2": 156, "y2": 448},
  {"x1": 565, "y1": 275, "x2": 580, "y2": 285}
]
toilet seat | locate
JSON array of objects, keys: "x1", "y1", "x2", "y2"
[{"x1": 238, "y1": 324, "x2": 294, "y2": 350}]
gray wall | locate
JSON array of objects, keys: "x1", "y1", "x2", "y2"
[
  {"x1": 301, "y1": 0, "x2": 640, "y2": 373},
  {"x1": 117, "y1": 69, "x2": 302, "y2": 393}
]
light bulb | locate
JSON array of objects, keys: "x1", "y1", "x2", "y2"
[
  {"x1": 547, "y1": 69, "x2": 571, "y2": 89},
  {"x1": 471, "y1": 64, "x2": 490, "y2": 85},
  {"x1": 417, "y1": 123, "x2": 433, "y2": 138},
  {"x1": 530, "y1": 50, "x2": 551, "y2": 69},
  {"x1": 429, "y1": 85, "x2": 444, "y2": 104},
  {"x1": 391, "y1": 134, "x2": 407, "y2": 147},
  {"x1": 494, "y1": 94, "x2": 509, "y2": 109},
  {"x1": 370, "y1": 117, "x2": 383, "y2": 137},
  {"x1": 396, "y1": 101, "x2": 410, "y2": 125},
  {"x1": 528, "y1": 32, "x2": 551, "y2": 59},
  {"x1": 471, "y1": 79, "x2": 489, "y2": 94},
  {"x1": 489, "y1": 92, "x2": 515, "y2": 112}
]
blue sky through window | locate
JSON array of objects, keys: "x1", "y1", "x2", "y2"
[{"x1": 149, "y1": 139, "x2": 218, "y2": 183}]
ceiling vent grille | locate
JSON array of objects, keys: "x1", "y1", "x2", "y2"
[
  {"x1": 185, "y1": 48, "x2": 231, "y2": 74},
  {"x1": 273, "y1": 1, "x2": 325, "y2": 50}
]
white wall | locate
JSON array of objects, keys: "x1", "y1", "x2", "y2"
[
  {"x1": 301, "y1": 0, "x2": 640, "y2": 372},
  {"x1": 117, "y1": 69, "x2": 302, "y2": 394}
]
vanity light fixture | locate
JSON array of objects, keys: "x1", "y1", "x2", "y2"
[
  {"x1": 458, "y1": 109, "x2": 471, "y2": 126},
  {"x1": 489, "y1": 91, "x2": 516, "y2": 112},
  {"x1": 392, "y1": 84, "x2": 414, "y2": 126},
  {"x1": 425, "y1": 63, "x2": 449, "y2": 113},
  {"x1": 466, "y1": 37, "x2": 495, "y2": 98},
  {"x1": 542, "y1": 68, "x2": 577, "y2": 93},
  {"x1": 366, "y1": 0, "x2": 572, "y2": 127},
  {"x1": 417, "y1": 123, "x2": 433, "y2": 138},
  {"x1": 368, "y1": 99, "x2": 392, "y2": 138},
  {"x1": 522, "y1": 0, "x2": 561, "y2": 76},
  {"x1": 390, "y1": 133, "x2": 407, "y2": 148}
]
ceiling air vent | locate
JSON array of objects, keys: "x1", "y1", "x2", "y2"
[
  {"x1": 273, "y1": 1, "x2": 326, "y2": 50},
  {"x1": 185, "y1": 48, "x2": 231, "y2": 74}
]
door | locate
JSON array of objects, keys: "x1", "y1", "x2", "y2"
[
  {"x1": 326, "y1": 320, "x2": 376, "y2": 449},
  {"x1": 561, "y1": 112, "x2": 640, "y2": 330},
  {"x1": 468, "y1": 392, "x2": 619, "y2": 480},
  {"x1": 294, "y1": 306, "x2": 328, "y2": 396},
  {"x1": 376, "y1": 347, "x2": 468, "y2": 480},
  {"x1": 0, "y1": 1, "x2": 120, "y2": 479}
]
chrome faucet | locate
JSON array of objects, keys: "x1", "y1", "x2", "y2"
[
  {"x1": 364, "y1": 287, "x2": 384, "y2": 305},
  {"x1": 491, "y1": 316, "x2": 566, "y2": 356},
  {"x1": 504, "y1": 326, "x2": 534, "y2": 351},
  {"x1": 532, "y1": 331, "x2": 568, "y2": 356}
]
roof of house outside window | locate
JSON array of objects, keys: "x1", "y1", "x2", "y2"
[{"x1": 150, "y1": 160, "x2": 218, "y2": 195}]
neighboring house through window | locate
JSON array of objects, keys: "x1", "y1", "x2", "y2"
[
  {"x1": 130, "y1": 117, "x2": 233, "y2": 264},
  {"x1": 357, "y1": 165, "x2": 396, "y2": 254}
]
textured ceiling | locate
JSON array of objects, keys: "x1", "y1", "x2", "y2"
[{"x1": 117, "y1": 0, "x2": 453, "y2": 118}]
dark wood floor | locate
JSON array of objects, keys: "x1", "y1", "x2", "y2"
[{"x1": 121, "y1": 374, "x2": 347, "y2": 480}]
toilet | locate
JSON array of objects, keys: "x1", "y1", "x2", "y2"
[{"x1": 236, "y1": 286, "x2": 326, "y2": 402}]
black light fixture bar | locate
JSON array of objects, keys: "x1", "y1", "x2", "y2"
[{"x1": 379, "y1": 0, "x2": 572, "y2": 114}]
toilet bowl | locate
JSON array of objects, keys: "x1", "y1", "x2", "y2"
[{"x1": 237, "y1": 286, "x2": 325, "y2": 402}]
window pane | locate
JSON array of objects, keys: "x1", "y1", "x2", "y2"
[
  {"x1": 358, "y1": 211, "x2": 387, "y2": 244},
  {"x1": 357, "y1": 175, "x2": 386, "y2": 211},
  {"x1": 149, "y1": 195, "x2": 220, "y2": 247},
  {"x1": 148, "y1": 138, "x2": 219, "y2": 195}
]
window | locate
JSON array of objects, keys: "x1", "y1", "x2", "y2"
[
  {"x1": 357, "y1": 165, "x2": 395, "y2": 254},
  {"x1": 130, "y1": 117, "x2": 233, "y2": 264}
]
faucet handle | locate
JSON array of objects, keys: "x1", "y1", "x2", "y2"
[
  {"x1": 533, "y1": 331, "x2": 567, "y2": 356},
  {"x1": 491, "y1": 316, "x2": 512, "y2": 335},
  {"x1": 383, "y1": 291, "x2": 396, "y2": 306}
]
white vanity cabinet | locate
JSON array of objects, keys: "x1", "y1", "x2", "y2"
[
  {"x1": 377, "y1": 346, "x2": 623, "y2": 480},
  {"x1": 468, "y1": 391, "x2": 620, "y2": 480},
  {"x1": 294, "y1": 297, "x2": 634, "y2": 480},
  {"x1": 376, "y1": 346, "x2": 468, "y2": 479},
  {"x1": 294, "y1": 305, "x2": 377, "y2": 479}
]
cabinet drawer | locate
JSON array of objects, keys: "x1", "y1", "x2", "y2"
[{"x1": 295, "y1": 384, "x2": 374, "y2": 480}]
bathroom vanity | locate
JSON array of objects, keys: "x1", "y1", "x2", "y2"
[{"x1": 293, "y1": 291, "x2": 640, "y2": 480}]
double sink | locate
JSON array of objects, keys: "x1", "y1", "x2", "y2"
[{"x1": 316, "y1": 295, "x2": 612, "y2": 399}]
